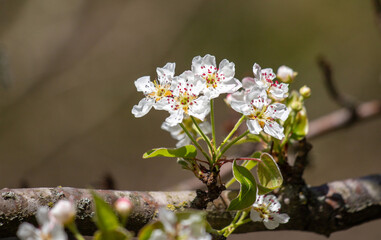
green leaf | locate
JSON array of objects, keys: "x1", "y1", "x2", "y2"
[
  {"x1": 243, "y1": 151, "x2": 261, "y2": 170},
  {"x1": 177, "y1": 158, "x2": 191, "y2": 170},
  {"x1": 94, "y1": 228, "x2": 132, "y2": 240},
  {"x1": 92, "y1": 192, "x2": 121, "y2": 232},
  {"x1": 143, "y1": 145, "x2": 197, "y2": 159},
  {"x1": 228, "y1": 160, "x2": 257, "y2": 211},
  {"x1": 292, "y1": 107, "x2": 309, "y2": 140},
  {"x1": 138, "y1": 222, "x2": 163, "y2": 240},
  {"x1": 257, "y1": 153, "x2": 283, "y2": 194}
]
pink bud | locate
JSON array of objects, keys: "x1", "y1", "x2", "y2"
[
  {"x1": 50, "y1": 200, "x2": 76, "y2": 225},
  {"x1": 115, "y1": 197, "x2": 133, "y2": 217}
]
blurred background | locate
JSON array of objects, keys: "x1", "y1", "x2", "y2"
[{"x1": 0, "y1": 0, "x2": 380, "y2": 239}]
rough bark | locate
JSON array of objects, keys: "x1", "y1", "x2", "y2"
[{"x1": 1, "y1": 174, "x2": 380, "y2": 238}]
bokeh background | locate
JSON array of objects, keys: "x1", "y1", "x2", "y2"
[{"x1": 0, "y1": 0, "x2": 380, "y2": 239}]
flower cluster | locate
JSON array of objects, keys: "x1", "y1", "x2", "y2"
[
  {"x1": 17, "y1": 200, "x2": 76, "y2": 240},
  {"x1": 132, "y1": 55, "x2": 296, "y2": 142},
  {"x1": 250, "y1": 195, "x2": 290, "y2": 230},
  {"x1": 132, "y1": 54, "x2": 241, "y2": 127},
  {"x1": 229, "y1": 63, "x2": 291, "y2": 140},
  {"x1": 148, "y1": 208, "x2": 211, "y2": 240}
]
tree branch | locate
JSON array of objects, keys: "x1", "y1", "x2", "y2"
[
  {"x1": 307, "y1": 99, "x2": 381, "y2": 139},
  {"x1": 1, "y1": 174, "x2": 380, "y2": 237}
]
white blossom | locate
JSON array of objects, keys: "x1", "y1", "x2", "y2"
[
  {"x1": 250, "y1": 195, "x2": 290, "y2": 230},
  {"x1": 132, "y1": 63, "x2": 176, "y2": 118},
  {"x1": 161, "y1": 118, "x2": 211, "y2": 147},
  {"x1": 192, "y1": 54, "x2": 241, "y2": 99},
  {"x1": 277, "y1": 65, "x2": 297, "y2": 83},
  {"x1": 17, "y1": 207, "x2": 67, "y2": 240},
  {"x1": 148, "y1": 208, "x2": 211, "y2": 240},
  {"x1": 246, "y1": 64, "x2": 289, "y2": 101},
  {"x1": 163, "y1": 71, "x2": 210, "y2": 126},
  {"x1": 50, "y1": 200, "x2": 76, "y2": 226},
  {"x1": 230, "y1": 88, "x2": 289, "y2": 140}
]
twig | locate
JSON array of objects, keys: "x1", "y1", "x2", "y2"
[
  {"x1": 374, "y1": 0, "x2": 381, "y2": 32},
  {"x1": 317, "y1": 57, "x2": 357, "y2": 116},
  {"x1": 0, "y1": 174, "x2": 380, "y2": 237},
  {"x1": 308, "y1": 99, "x2": 381, "y2": 139}
]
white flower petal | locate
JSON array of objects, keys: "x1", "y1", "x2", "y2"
[
  {"x1": 264, "y1": 195, "x2": 281, "y2": 212},
  {"x1": 49, "y1": 224, "x2": 68, "y2": 240},
  {"x1": 265, "y1": 103, "x2": 290, "y2": 121},
  {"x1": 246, "y1": 119, "x2": 263, "y2": 135},
  {"x1": 161, "y1": 122, "x2": 183, "y2": 140},
  {"x1": 191, "y1": 56, "x2": 203, "y2": 75},
  {"x1": 156, "y1": 62, "x2": 176, "y2": 84},
  {"x1": 263, "y1": 121, "x2": 285, "y2": 140},
  {"x1": 36, "y1": 207, "x2": 50, "y2": 226},
  {"x1": 252, "y1": 63, "x2": 262, "y2": 79},
  {"x1": 158, "y1": 209, "x2": 176, "y2": 235},
  {"x1": 218, "y1": 59, "x2": 235, "y2": 80},
  {"x1": 255, "y1": 195, "x2": 264, "y2": 205},
  {"x1": 191, "y1": 54, "x2": 216, "y2": 77},
  {"x1": 263, "y1": 219, "x2": 280, "y2": 230},
  {"x1": 202, "y1": 54, "x2": 216, "y2": 68},
  {"x1": 132, "y1": 98, "x2": 154, "y2": 118},
  {"x1": 203, "y1": 87, "x2": 220, "y2": 99},
  {"x1": 272, "y1": 213, "x2": 290, "y2": 224},
  {"x1": 230, "y1": 90, "x2": 246, "y2": 102},
  {"x1": 149, "y1": 229, "x2": 167, "y2": 240},
  {"x1": 218, "y1": 78, "x2": 242, "y2": 94},
  {"x1": 242, "y1": 77, "x2": 255, "y2": 90},
  {"x1": 230, "y1": 100, "x2": 251, "y2": 115},
  {"x1": 135, "y1": 76, "x2": 155, "y2": 94},
  {"x1": 250, "y1": 209, "x2": 263, "y2": 222},
  {"x1": 270, "y1": 82, "x2": 289, "y2": 100},
  {"x1": 199, "y1": 121, "x2": 212, "y2": 134},
  {"x1": 165, "y1": 109, "x2": 184, "y2": 127},
  {"x1": 189, "y1": 96, "x2": 210, "y2": 121},
  {"x1": 176, "y1": 136, "x2": 191, "y2": 148},
  {"x1": 17, "y1": 223, "x2": 39, "y2": 240},
  {"x1": 154, "y1": 97, "x2": 173, "y2": 111}
]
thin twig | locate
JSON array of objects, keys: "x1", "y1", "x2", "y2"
[
  {"x1": 317, "y1": 57, "x2": 357, "y2": 117},
  {"x1": 374, "y1": 0, "x2": 381, "y2": 32}
]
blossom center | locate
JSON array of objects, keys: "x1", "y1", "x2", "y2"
[
  {"x1": 205, "y1": 73, "x2": 219, "y2": 88},
  {"x1": 176, "y1": 92, "x2": 196, "y2": 114},
  {"x1": 148, "y1": 81, "x2": 172, "y2": 102},
  {"x1": 254, "y1": 204, "x2": 271, "y2": 220},
  {"x1": 40, "y1": 233, "x2": 53, "y2": 240}
]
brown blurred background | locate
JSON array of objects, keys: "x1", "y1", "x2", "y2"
[{"x1": 0, "y1": 0, "x2": 380, "y2": 239}]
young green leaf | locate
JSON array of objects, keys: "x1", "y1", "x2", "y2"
[
  {"x1": 138, "y1": 222, "x2": 163, "y2": 240},
  {"x1": 292, "y1": 107, "x2": 309, "y2": 140},
  {"x1": 92, "y1": 192, "x2": 121, "y2": 232},
  {"x1": 257, "y1": 153, "x2": 283, "y2": 195},
  {"x1": 143, "y1": 145, "x2": 197, "y2": 159},
  {"x1": 228, "y1": 160, "x2": 258, "y2": 211},
  {"x1": 94, "y1": 228, "x2": 132, "y2": 240}
]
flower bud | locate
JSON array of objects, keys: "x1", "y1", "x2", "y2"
[
  {"x1": 115, "y1": 197, "x2": 133, "y2": 217},
  {"x1": 224, "y1": 93, "x2": 233, "y2": 106},
  {"x1": 50, "y1": 200, "x2": 76, "y2": 225},
  {"x1": 291, "y1": 101, "x2": 303, "y2": 111},
  {"x1": 299, "y1": 85, "x2": 311, "y2": 98},
  {"x1": 277, "y1": 66, "x2": 297, "y2": 83}
]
